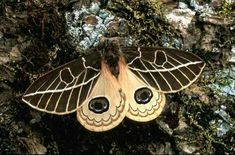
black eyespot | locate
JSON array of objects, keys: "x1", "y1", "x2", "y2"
[
  {"x1": 88, "y1": 97, "x2": 109, "y2": 114},
  {"x1": 134, "y1": 87, "x2": 153, "y2": 104}
]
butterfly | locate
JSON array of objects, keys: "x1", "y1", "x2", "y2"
[{"x1": 22, "y1": 41, "x2": 205, "y2": 132}]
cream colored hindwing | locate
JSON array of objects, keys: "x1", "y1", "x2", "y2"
[
  {"x1": 118, "y1": 57, "x2": 166, "y2": 122},
  {"x1": 77, "y1": 62, "x2": 128, "y2": 132}
]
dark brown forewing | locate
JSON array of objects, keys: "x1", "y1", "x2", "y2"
[
  {"x1": 22, "y1": 52, "x2": 101, "y2": 115},
  {"x1": 122, "y1": 47, "x2": 205, "y2": 93}
]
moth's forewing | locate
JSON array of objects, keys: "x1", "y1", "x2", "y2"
[
  {"x1": 122, "y1": 47, "x2": 205, "y2": 93},
  {"x1": 22, "y1": 53, "x2": 101, "y2": 115}
]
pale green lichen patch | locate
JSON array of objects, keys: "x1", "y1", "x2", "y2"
[
  {"x1": 210, "y1": 105, "x2": 234, "y2": 137},
  {"x1": 209, "y1": 66, "x2": 235, "y2": 96}
]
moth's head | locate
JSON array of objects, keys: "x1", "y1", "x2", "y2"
[{"x1": 98, "y1": 37, "x2": 121, "y2": 55}]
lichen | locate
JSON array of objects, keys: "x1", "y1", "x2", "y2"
[
  {"x1": 107, "y1": 0, "x2": 181, "y2": 47},
  {"x1": 175, "y1": 63, "x2": 235, "y2": 154},
  {"x1": 65, "y1": 2, "x2": 120, "y2": 50},
  {"x1": 209, "y1": 65, "x2": 235, "y2": 96},
  {"x1": 215, "y1": 0, "x2": 235, "y2": 19},
  {"x1": 176, "y1": 92, "x2": 235, "y2": 154}
]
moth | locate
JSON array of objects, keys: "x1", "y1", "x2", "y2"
[{"x1": 22, "y1": 42, "x2": 205, "y2": 132}]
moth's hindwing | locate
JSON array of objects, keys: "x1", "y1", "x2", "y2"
[
  {"x1": 22, "y1": 56, "x2": 100, "y2": 115},
  {"x1": 118, "y1": 57, "x2": 166, "y2": 122},
  {"x1": 77, "y1": 61, "x2": 128, "y2": 132},
  {"x1": 122, "y1": 47, "x2": 206, "y2": 93}
]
